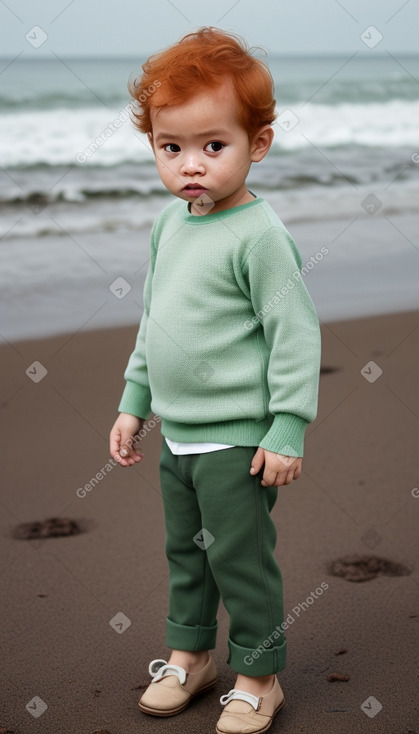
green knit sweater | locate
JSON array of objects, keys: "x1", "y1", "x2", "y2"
[{"x1": 118, "y1": 195, "x2": 321, "y2": 456}]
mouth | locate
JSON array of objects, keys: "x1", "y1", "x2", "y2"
[{"x1": 182, "y1": 184, "x2": 208, "y2": 197}]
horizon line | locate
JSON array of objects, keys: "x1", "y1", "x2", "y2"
[{"x1": 1, "y1": 51, "x2": 419, "y2": 62}]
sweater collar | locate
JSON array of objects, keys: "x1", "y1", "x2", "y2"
[{"x1": 179, "y1": 194, "x2": 263, "y2": 224}]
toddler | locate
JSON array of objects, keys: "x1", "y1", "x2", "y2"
[{"x1": 110, "y1": 26, "x2": 321, "y2": 734}]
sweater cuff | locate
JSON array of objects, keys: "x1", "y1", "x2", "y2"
[
  {"x1": 259, "y1": 413, "x2": 308, "y2": 457},
  {"x1": 118, "y1": 380, "x2": 152, "y2": 420}
]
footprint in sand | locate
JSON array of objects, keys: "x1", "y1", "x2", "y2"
[
  {"x1": 328, "y1": 554, "x2": 412, "y2": 582},
  {"x1": 12, "y1": 517, "x2": 81, "y2": 540}
]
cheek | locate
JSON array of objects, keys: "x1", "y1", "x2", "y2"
[
  {"x1": 218, "y1": 149, "x2": 245, "y2": 172},
  {"x1": 216, "y1": 158, "x2": 242, "y2": 181},
  {"x1": 156, "y1": 159, "x2": 176, "y2": 180}
]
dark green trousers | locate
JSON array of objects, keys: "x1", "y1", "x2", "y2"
[{"x1": 158, "y1": 434, "x2": 287, "y2": 676}]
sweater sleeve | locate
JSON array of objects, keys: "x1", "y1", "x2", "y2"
[
  {"x1": 117, "y1": 226, "x2": 157, "y2": 420},
  {"x1": 243, "y1": 225, "x2": 321, "y2": 457}
]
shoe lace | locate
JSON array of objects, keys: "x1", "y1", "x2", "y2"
[
  {"x1": 148, "y1": 659, "x2": 187, "y2": 685},
  {"x1": 220, "y1": 688, "x2": 261, "y2": 711}
]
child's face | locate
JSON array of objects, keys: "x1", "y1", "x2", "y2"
[{"x1": 148, "y1": 80, "x2": 273, "y2": 215}]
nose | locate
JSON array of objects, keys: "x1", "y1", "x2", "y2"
[{"x1": 180, "y1": 150, "x2": 205, "y2": 176}]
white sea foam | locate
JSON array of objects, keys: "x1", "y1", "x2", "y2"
[
  {"x1": 1, "y1": 99, "x2": 419, "y2": 168},
  {"x1": 273, "y1": 100, "x2": 419, "y2": 150}
]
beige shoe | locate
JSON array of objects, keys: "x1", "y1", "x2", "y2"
[
  {"x1": 215, "y1": 677, "x2": 285, "y2": 734},
  {"x1": 138, "y1": 655, "x2": 217, "y2": 716}
]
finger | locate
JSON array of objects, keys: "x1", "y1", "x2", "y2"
[
  {"x1": 260, "y1": 467, "x2": 278, "y2": 487},
  {"x1": 131, "y1": 434, "x2": 144, "y2": 455},
  {"x1": 282, "y1": 467, "x2": 300, "y2": 485},
  {"x1": 110, "y1": 429, "x2": 122, "y2": 460},
  {"x1": 113, "y1": 453, "x2": 129, "y2": 466},
  {"x1": 115, "y1": 452, "x2": 143, "y2": 467},
  {"x1": 270, "y1": 471, "x2": 290, "y2": 487},
  {"x1": 110, "y1": 430, "x2": 143, "y2": 466},
  {"x1": 120, "y1": 433, "x2": 140, "y2": 458},
  {"x1": 250, "y1": 447, "x2": 265, "y2": 475}
]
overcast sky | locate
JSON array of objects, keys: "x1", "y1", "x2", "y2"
[{"x1": 1, "y1": 0, "x2": 418, "y2": 57}]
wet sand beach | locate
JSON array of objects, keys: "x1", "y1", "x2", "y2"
[{"x1": 1, "y1": 309, "x2": 418, "y2": 733}]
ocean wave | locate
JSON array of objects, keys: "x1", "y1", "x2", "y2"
[
  {"x1": 1, "y1": 179, "x2": 418, "y2": 242},
  {"x1": 1, "y1": 142, "x2": 417, "y2": 209},
  {"x1": 1, "y1": 99, "x2": 419, "y2": 169},
  {"x1": 2, "y1": 185, "x2": 169, "y2": 206}
]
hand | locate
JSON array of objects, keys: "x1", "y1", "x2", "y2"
[
  {"x1": 250, "y1": 447, "x2": 302, "y2": 487},
  {"x1": 110, "y1": 413, "x2": 144, "y2": 467}
]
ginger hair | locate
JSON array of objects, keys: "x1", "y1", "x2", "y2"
[{"x1": 127, "y1": 26, "x2": 277, "y2": 140}]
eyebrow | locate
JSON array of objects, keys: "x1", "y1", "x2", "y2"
[{"x1": 154, "y1": 129, "x2": 230, "y2": 142}]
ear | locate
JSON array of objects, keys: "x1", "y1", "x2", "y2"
[
  {"x1": 147, "y1": 132, "x2": 155, "y2": 152},
  {"x1": 250, "y1": 125, "x2": 274, "y2": 163}
]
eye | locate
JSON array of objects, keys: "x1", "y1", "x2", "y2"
[
  {"x1": 205, "y1": 141, "x2": 224, "y2": 153},
  {"x1": 164, "y1": 143, "x2": 181, "y2": 153}
]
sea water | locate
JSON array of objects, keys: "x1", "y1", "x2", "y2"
[{"x1": 1, "y1": 55, "x2": 419, "y2": 339}]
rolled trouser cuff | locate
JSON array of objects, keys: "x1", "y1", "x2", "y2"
[
  {"x1": 165, "y1": 616, "x2": 218, "y2": 651},
  {"x1": 228, "y1": 636, "x2": 287, "y2": 676}
]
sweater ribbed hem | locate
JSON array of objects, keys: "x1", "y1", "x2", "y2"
[
  {"x1": 118, "y1": 380, "x2": 152, "y2": 421},
  {"x1": 160, "y1": 413, "x2": 308, "y2": 457},
  {"x1": 258, "y1": 413, "x2": 308, "y2": 457}
]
